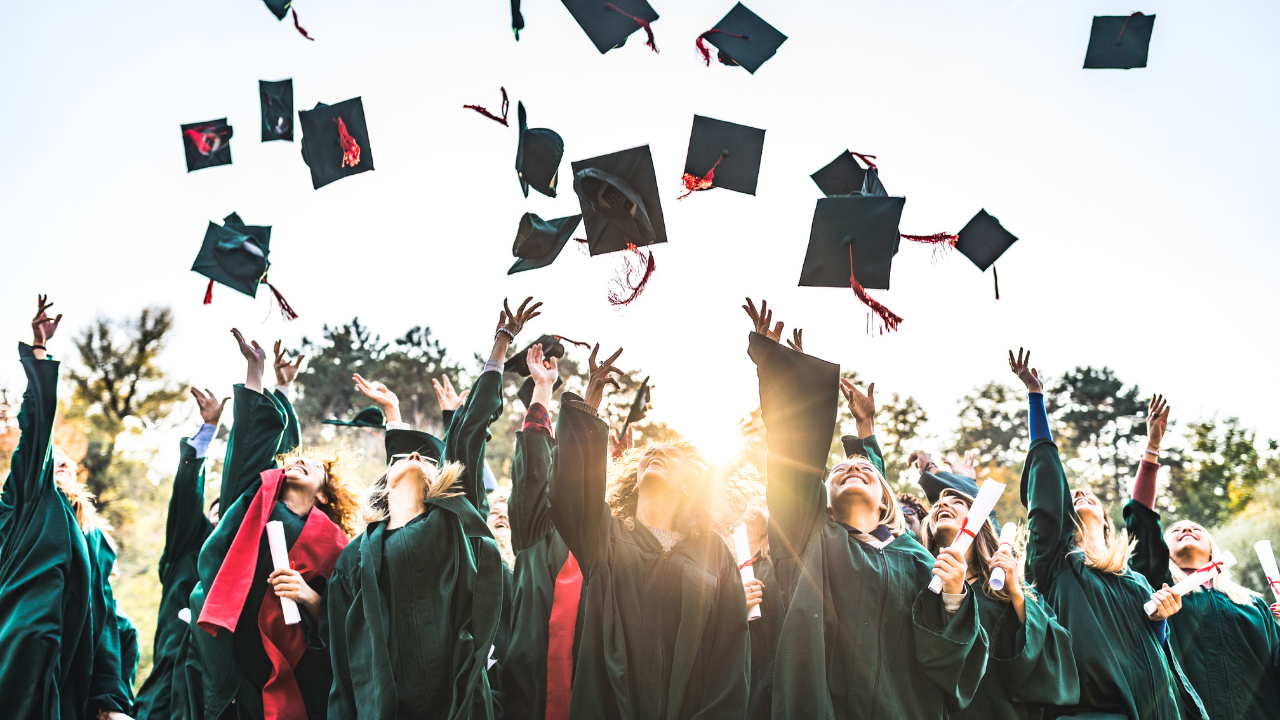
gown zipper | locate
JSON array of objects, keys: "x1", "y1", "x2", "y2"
[{"x1": 869, "y1": 547, "x2": 889, "y2": 716}]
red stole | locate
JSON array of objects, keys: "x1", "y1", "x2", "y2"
[
  {"x1": 197, "y1": 469, "x2": 348, "y2": 720},
  {"x1": 545, "y1": 551, "x2": 583, "y2": 720}
]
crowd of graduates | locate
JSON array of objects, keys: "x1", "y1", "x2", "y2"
[{"x1": 2, "y1": 292, "x2": 1279, "y2": 720}]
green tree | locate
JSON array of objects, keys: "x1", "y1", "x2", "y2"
[
  {"x1": 292, "y1": 318, "x2": 388, "y2": 438},
  {"x1": 1161, "y1": 418, "x2": 1280, "y2": 527},
  {"x1": 949, "y1": 381, "x2": 1028, "y2": 468},
  {"x1": 878, "y1": 393, "x2": 929, "y2": 488},
  {"x1": 1050, "y1": 366, "x2": 1145, "y2": 507}
]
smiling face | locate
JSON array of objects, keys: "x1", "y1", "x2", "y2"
[
  {"x1": 53, "y1": 451, "x2": 78, "y2": 486},
  {"x1": 826, "y1": 457, "x2": 885, "y2": 515},
  {"x1": 386, "y1": 452, "x2": 437, "y2": 489},
  {"x1": 637, "y1": 445, "x2": 690, "y2": 493},
  {"x1": 926, "y1": 492, "x2": 972, "y2": 549},
  {"x1": 1072, "y1": 488, "x2": 1105, "y2": 525},
  {"x1": 1166, "y1": 520, "x2": 1213, "y2": 566},
  {"x1": 488, "y1": 500, "x2": 510, "y2": 536},
  {"x1": 283, "y1": 457, "x2": 329, "y2": 504}
]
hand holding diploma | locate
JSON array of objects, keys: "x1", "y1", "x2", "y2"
[
  {"x1": 929, "y1": 479, "x2": 1007, "y2": 594},
  {"x1": 266, "y1": 520, "x2": 323, "y2": 623},
  {"x1": 989, "y1": 522, "x2": 1019, "y2": 591},
  {"x1": 734, "y1": 524, "x2": 762, "y2": 621},
  {"x1": 1253, "y1": 540, "x2": 1280, "y2": 604},
  {"x1": 1143, "y1": 552, "x2": 1237, "y2": 617}
]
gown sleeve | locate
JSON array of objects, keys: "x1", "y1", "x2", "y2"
[
  {"x1": 324, "y1": 562, "x2": 358, "y2": 720},
  {"x1": 216, "y1": 384, "x2": 287, "y2": 514},
  {"x1": 5, "y1": 343, "x2": 60, "y2": 519},
  {"x1": 510, "y1": 428, "x2": 556, "y2": 553},
  {"x1": 273, "y1": 387, "x2": 302, "y2": 457},
  {"x1": 1020, "y1": 438, "x2": 1074, "y2": 591},
  {"x1": 988, "y1": 593, "x2": 1081, "y2": 706},
  {"x1": 1123, "y1": 499, "x2": 1173, "y2": 590},
  {"x1": 694, "y1": 560, "x2": 752, "y2": 718},
  {"x1": 444, "y1": 369, "x2": 504, "y2": 514},
  {"x1": 87, "y1": 530, "x2": 132, "y2": 716},
  {"x1": 548, "y1": 393, "x2": 611, "y2": 575},
  {"x1": 749, "y1": 332, "x2": 840, "y2": 563},
  {"x1": 159, "y1": 437, "x2": 212, "y2": 586},
  {"x1": 841, "y1": 434, "x2": 886, "y2": 479},
  {"x1": 912, "y1": 587, "x2": 989, "y2": 710}
]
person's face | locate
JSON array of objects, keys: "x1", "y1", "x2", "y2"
[
  {"x1": 1072, "y1": 488, "x2": 1105, "y2": 525},
  {"x1": 826, "y1": 458, "x2": 884, "y2": 513},
  {"x1": 488, "y1": 500, "x2": 510, "y2": 537},
  {"x1": 207, "y1": 499, "x2": 220, "y2": 525},
  {"x1": 386, "y1": 452, "x2": 436, "y2": 489},
  {"x1": 926, "y1": 493, "x2": 972, "y2": 548},
  {"x1": 1167, "y1": 521, "x2": 1212, "y2": 560},
  {"x1": 638, "y1": 445, "x2": 689, "y2": 491},
  {"x1": 900, "y1": 504, "x2": 923, "y2": 539},
  {"x1": 53, "y1": 452, "x2": 77, "y2": 485},
  {"x1": 282, "y1": 457, "x2": 329, "y2": 503}
]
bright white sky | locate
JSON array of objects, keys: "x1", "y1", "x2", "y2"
[{"x1": 2, "y1": 0, "x2": 1278, "y2": 468}]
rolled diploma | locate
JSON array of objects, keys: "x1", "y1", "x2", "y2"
[
  {"x1": 1143, "y1": 551, "x2": 1237, "y2": 616},
  {"x1": 989, "y1": 522, "x2": 1019, "y2": 591},
  {"x1": 266, "y1": 520, "x2": 302, "y2": 625},
  {"x1": 1253, "y1": 540, "x2": 1280, "y2": 603},
  {"x1": 734, "y1": 524, "x2": 761, "y2": 621},
  {"x1": 929, "y1": 479, "x2": 1007, "y2": 594}
]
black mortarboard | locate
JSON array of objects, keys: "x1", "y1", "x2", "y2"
[
  {"x1": 509, "y1": 213, "x2": 582, "y2": 275},
  {"x1": 512, "y1": 0, "x2": 524, "y2": 39},
  {"x1": 681, "y1": 115, "x2": 765, "y2": 197},
  {"x1": 260, "y1": 79, "x2": 294, "y2": 142},
  {"x1": 956, "y1": 210, "x2": 1017, "y2": 272},
  {"x1": 181, "y1": 119, "x2": 233, "y2": 172},
  {"x1": 322, "y1": 406, "x2": 386, "y2": 429},
  {"x1": 516, "y1": 102, "x2": 564, "y2": 198},
  {"x1": 622, "y1": 376, "x2": 649, "y2": 431},
  {"x1": 811, "y1": 151, "x2": 887, "y2": 198},
  {"x1": 262, "y1": 0, "x2": 289, "y2": 20},
  {"x1": 562, "y1": 0, "x2": 659, "y2": 54},
  {"x1": 517, "y1": 376, "x2": 564, "y2": 409},
  {"x1": 299, "y1": 98, "x2": 374, "y2": 189},
  {"x1": 191, "y1": 219, "x2": 270, "y2": 298},
  {"x1": 799, "y1": 196, "x2": 905, "y2": 291},
  {"x1": 696, "y1": 3, "x2": 787, "y2": 74},
  {"x1": 221, "y1": 212, "x2": 272, "y2": 253},
  {"x1": 1084, "y1": 13, "x2": 1155, "y2": 69},
  {"x1": 384, "y1": 429, "x2": 445, "y2": 466},
  {"x1": 504, "y1": 334, "x2": 582, "y2": 375},
  {"x1": 572, "y1": 145, "x2": 667, "y2": 256}
]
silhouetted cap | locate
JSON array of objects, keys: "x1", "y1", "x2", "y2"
[
  {"x1": 504, "y1": 334, "x2": 586, "y2": 375},
  {"x1": 1084, "y1": 13, "x2": 1155, "y2": 69},
  {"x1": 681, "y1": 115, "x2": 766, "y2": 196},
  {"x1": 262, "y1": 0, "x2": 289, "y2": 20},
  {"x1": 811, "y1": 151, "x2": 887, "y2": 198},
  {"x1": 299, "y1": 97, "x2": 374, "y2": 189},
  {"x1": 191, "y1": 213, "x2": 272, "y2": 297},
  {"x1": 181, "y1": 119, "x2": 233, "y2": 172},
  {"x1": 956, "y1": 209, "x2": 1018, "y2": 271},
  {"x1": 516, "y1": 102, "x2": 565, "y2": 198},
  {"x1": 384, "y1": 429, "x2": 445, "y2": 466},
  {"x1": 697, "y1": 3, "x2": 787, "y2": 74},
  {"x1": 572, "y1": 145, "x2": 667, "y2": 255},
  {"x1": 509, "y1": 213, "x2": 582, "y2": 275},
  {"x1": 260, "y1": 79, "x2": 294, "y2": 142},
  {"x1": 624, "y1": 376, "x2": 650, "y2": 427},
  {"x1": 799, "y1": 196, "x2": 905, "y2": 290},
  {"x1": 563, "y1": 0, "x2": 659, "y2": 54},
  {"x1": 322, "y1": 406, "x2": 386, "y2": 429}
]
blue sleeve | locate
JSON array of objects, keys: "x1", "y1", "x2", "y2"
[
  {"x1": 1152, "y1": 619, "x2": 1167, "y2": 644},
  {"x1": 186, "y1": 423, "x2": 217, "y2": 459},
  {"x1": 1029, "y1": 393, "x2": 1052, "y2": 442}
]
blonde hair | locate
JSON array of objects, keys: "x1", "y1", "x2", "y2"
[
  {"x1": 1070, "y1": 495, "x2": 1136, "y2": 575},
  {"x1": 826, "y1": 456, "x2": 907, "y2": 537},
  {"x1": 1165, "y1": 522, "x2": 1259, "y2": 606},
  {"x1": 609, "y1": 440, "x2": 758, "y2": 538},
  {"x1": 52, "y1": 449, "x2": 109, "y2": 537},
  {"x1": 920, "y1": 489, "x2": 1022, "y2": 603},
  {"x1": 277, "y1": 449, "x2": 362, "y2": 537},
  {"x1": 362, "y1": 459, "x2": 466, "y2": 524}
]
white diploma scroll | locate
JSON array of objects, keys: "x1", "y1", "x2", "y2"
[
  {"x1": 266, "y1": 520, "x2": 302, "y2": 625},
  {"x1": 734, "y1": 524, "x2": 761, "y2": 621},
  {"x1": 1253, "y1": 540, "x2": 1280, "y2": 603},
  {"x1": 178, "y1": 608, "x2": 191, "y2": 624},
  {"x1": 1143, "y1": 552, "x2": 1237, "y2": 616},
  {"x1": 989, "y1": 522, "x2": 1019, "y2": 591},
  {"x1": 929, "y1": 480, "x2": 1007, "y2": 594}
]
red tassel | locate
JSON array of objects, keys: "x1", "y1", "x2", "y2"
[
  {"x1": 1117, "y1": 11, "x2": 1143, "y2": 43},
  {"x1": 695, "y1": 29, "x2": 746, "y2": 66},
  {"x1": 608, "y1": 243, "x2": 656, "y2": 307},
  {"x1": 266, "y1": 282, "x2": 299, "y2": 321},
  {"x1": 554, "y1": 336, "x2": 592, "y2": 350},
  {"x1": 849, "y1": 151, "x2": 878, "y2": 171},
  {"x1": 183, "y1": 127, "x2": 228, "y2": 156},
  {"x1": 849, "y1": 246, "x2": 902, "y2": 331},
  {"x1": 678, "y1": 153, "x2": 724, "y2": 200},
  {"x1": 334, "y1": 117, "x2": 361, "y2": 168},
  {"x1": 203, "y1": 279, "x2": 214, "y2": 305},
  {"x1": 292, "y1": 9, "x2": 314, "y2": 41},
  {"x1": 900, "y1": 232, "x2": 957, "y2": 262},
  {"x1": 605, "y1": 3, "x2": 658, "y2": 53},
  {"x1": 993, "y1": 265, "x2": 1000, "y2": 300},
  {"x1": 463, "y1": 87, "x2": 510, "y2": 127}
]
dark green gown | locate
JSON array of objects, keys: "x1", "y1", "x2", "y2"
[
  {"x1": 0, "y1": 343, "x2": 96, "y2": 720},
  {"x1": 1021, "y1": 438, "x2": 1207, "y2": 719},
  {"x1": 750, "y1": 333, "x2": 988, "y2": 719},
  {"x1": 744, "y1": 550, "x2": 782, "y2": 720},
  {"x1": 549, "y1": 392, "x2": 751, "y2": 720},
  {"x1": 1125, "y1": 500, "x2": 1280, "y2": 720},
  {"x1": 135, "y1": 436, "x2": 215, "y2": 720},
  {"x1": 87, "y1": 525, "x2": 133, "y2": 716},
  {"x1": 118, "y1": 609, "x2": 140, "y2": 699},
  {"x1": 326, "y1": 369, "x2": 506, "y2": 720}
]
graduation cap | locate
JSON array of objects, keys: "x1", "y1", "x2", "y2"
[
  {"x1": 384, "y1": 429, "x2": 445, "y2": 466},
  {"x1": 191, "y1": 213, "x2": 299, "y2": 319},
  {"x1": 299, "y1": 97, "x2": 374, "y2": 189},
  {"x1": 322, "y1": 406, "x2": 386, "y2": 428},
  {"x1": 811, "y1": 151, "x2": 887, "y2": 198},
  {"x1": 572, "y1": 145, "x2": 666, "y2": 305},
  {"x1": 1084, "y1": 13, "x2": 1155, "y2": 69},
  {"x1": 695, "y1": 3, "x2": 787, "y2": 74},
  {"x1": 509, "y1": 213, "x2": 582, "y2": 275},
  {"x1": 504, "y1": 334, "x2": 588, "y2": 375},
  {"x1": 181, "y1": 119, "x2": 233, "y2": 172},
  {"x1": 516, "y1": 102, "x2": 565, "y2": 198},
  {"x1": 799, "y1": 196, "x2": 906, "y2": 331},
  {"x1": 680, "y1": 115, "x2": 765, "y2": 199},
  {"x1": 262, "y1": 0, "x2": 288, "y2": 20},
  {"x1": 511, "y1": 0, "x2": 524, "y2": 39},
  {"x1": 621, "y1": 376, "x2": 650, "y2": 434},
  {"x1": 562, "y1": 0, "x2": 659, "y2": 54},
  {"x1": 260, "y1": 79, "x2": 294, "y2": 142},
  {"x1": 956, "y1": 209, "x2": 1018, "y2": 299}
]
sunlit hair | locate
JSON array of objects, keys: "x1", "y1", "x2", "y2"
[
  {"x1": 608, "y1": 440, "x2": 733, "y2": 538},
  {"x1": 825, "y1": 455, "x2": 906, "y2": 537},
  {"x1": 277, "y1": 449, "x2": 362, "y2": 537},
  {"x1": 362, "y1": 457, "x2": 465, "y2": 525},
  {"x1": 1069, "y1": 490, "x2": 1136, "y2": 575},
  {"x1": 920, "y1": 489, "x2": 1021, "y2": 603},
  {"x1": 487, "y1": 487, "x2": 510, "y2": 506},
  {"x1": 718, "y1": 461, "x2": 769, "y2": 558},
  {"x1": 52, "y1": 449, "x2": 109, "y2": 537},
  {"x1": 1165, "y1": 521, "x2": 1259, "y2": 606}
]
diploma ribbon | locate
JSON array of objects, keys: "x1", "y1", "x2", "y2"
[
  {"x1": 957, "y1": 517, "x2": 978, "y2": 540},
  {"x1": 1267, "y1": 576, "x2": 1280, "y2": 594},
  {"x1": 1196, "y1": 559, "x2": 1226, "y2": 575},
  {"x1": 738, "y1": 555, "x2": 757, "y2": 571}
]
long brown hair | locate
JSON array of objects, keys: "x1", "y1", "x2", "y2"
[
  {"x1": 52, "y1": 449, "x2": 108, "y2": 537},
  {"x1": 1069, "y1": 492, "x2": 1135, "y2": 575},
  {"x1": 278, "y1": 449, "x2": 361, "y2": 537},
  {"x1": 608, "y1": 441, "x2": 717, "y2": 538},
  {"x1": 920, "y1": 489, "x2": 1017, "y2": 603}
]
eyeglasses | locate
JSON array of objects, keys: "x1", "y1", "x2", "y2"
[
  {"x1": 390, "y1": 453, "x2": 439, "y2": 466},
  {"x1": 284, "y1": 457, "x2": 326, "y2": 470},
  {"x1": 901, "y1": 507, "x2": 919, "y2": 517}
]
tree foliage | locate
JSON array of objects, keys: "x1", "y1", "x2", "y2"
[
  {"x1": 1162, "y1": 418, "x2": 1280, "y2": 527},
  {"x1": 1049, "y1": 366, "x2": 1147, "y2": 507}
]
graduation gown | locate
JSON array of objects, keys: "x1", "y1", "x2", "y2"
[
  {"x1": 118, "y1": 609, "x2": 140, "y2": 698},
  {"x1": 1125, "y1": 500, "x2": 1280, "y2": 720},
  {"x1": 504, "y1": 426, "x2": 587, "y2": 720},
  {"x1": 744, "y1": 551, "x2": 783, "y2": 720},
  {"x1": 549, "y1": 392, "x2": 750, "y2": 720},
  {"x1": 750, "y1": 333, "x2": 988, "y2": 720},
  {"x1": 87, "y1": 525, "x2": 133, "y2": 716},
  {"x1": 0, "y1": 343, "x2": 96, "y2": 720},
  {"x1": 1021, "y1": 438, "x2": 1207, "y2": 720},
  {"x1": 326, "y1": 369, "x2": 506, "y2": 720},
  {"x1": 135, "y1": 437, "x2": 215, "y2": 720}
]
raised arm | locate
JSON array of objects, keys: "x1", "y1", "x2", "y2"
[
  {"x1": 217, "y1": 329, "x2": 287, "y2": 512},
  {"x1": 1124, "y1": 395, "x2": 1174, "y2": 589},
  {"x1": 6, "y1": 296, "x2": 63, "y2": 515},
  {"x1": 838, "y1": 378, "x2": 885, "y2": 478},
  {"x1": 1011, "y1": 348, "x2": 1072, "y2": 589},
  {"x1": 510, "y1": 344, "x2": 558, "y2": 552},
  {"x1": 271, "y1": 341, "x2": 305, "y2": 455},
  {"x1": 744, "y1": 299, "x2": 840, "y2": 563},
  {"x1": 159, "y1": 389, "x2": 223, "y2": 584},
  {"x1": 549, "y1": 344, "x2": 622, "y2": 575}
]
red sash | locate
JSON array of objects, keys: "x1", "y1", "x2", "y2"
[{"x1": 545, "y1": 551, "x2": 583, "y2": 720}]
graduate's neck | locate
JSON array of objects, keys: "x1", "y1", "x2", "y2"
[
  {"x1": 386, "y1": 476, "x2": 426, "y2": 530},
  {"x1": 1171, "y1": 543, "x2": 1211, "y2": 571},
  {"x1": 636, "y1": 485, "x2": 683, "y2": 534},
  {"x1": 831, "y1": 499, "x2": 882, "y2": 535},
  {"x1": 280, "y1": 484, "x2": 320, "y2": 519}
]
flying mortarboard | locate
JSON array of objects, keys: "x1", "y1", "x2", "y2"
[
  {"x1": 261, "y1": 0, "x2": 314, "y2": 40},
  {"x1": 322, "y1": 406, "x2": 386, "y2": 428},
  {"x1": 504, "y1": 334, "x2": 588, "y2": 376},
  {"x1": 181, "y1": 119, "x2": 233, "y2": 172},
  {"x1": 680, "y1": 115, "x2": 765, "y2": 199},
  {"x1": 572, "y1": 145, "x2": 666, "y2": 305},
  {"x1": 956, "y1": 209, "x2": 1018, "y2": 299},
  {"x1": 511, "y1": 0, "x2": 524, "y2": 39},
  {"x1": 299, "y1": 97, "x2": 374, "y2": 189},
  {"x1": 260, "y1": 79, "x2": 294, "y2": 142},
  {"x1": 562, "y1": 0, "x2": 659, "y2": 54},
  {"x1": 622, "y1": 376, "x2": 650, "y2": 433},
  {"x1": 799, "y1": 195, "x2": 907, "y2": 331},
  {"x1": 1084, "y1": 13, "x2": 1155, "y2": 69},
  {"x1": 695, "y1": 3, "x2": 787, "y2": 74},
  {"x1": 191, "y1": 213, "x2": 298, "y2": 319},
  {"x1": 509, "y1": 213, "x2": 582, "y2": 275},
  {"x1": 516, "y1": 102, "x2": 565, "y2": 198},
  {"x1": 384, "y1": 429, "x2": 445, "y2": 466},
  {"x1": 811, "y1": 151, "x2": 887, "y2": 198}
]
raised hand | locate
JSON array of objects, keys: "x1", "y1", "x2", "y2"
[
  {"x1": 840, "y1": 377, "x2": 875, "y2": 438},
  {"x1": 945, "y1": 449, "x2": 978, "y2": 480},
  {"x1": 527, "y1": 344, "x2": 558, "y2": 387},
  {"x1": 743, "y1": 298, "x2": 784, "y2": 342},
  {"x1": 431, "y1": 376, "x2": 469, "y2": 412},
  {"x1": 610, "y1": 426, "x2": 635, "y2": 458},
  {"x1": 273, "y1": 340, "x2": 305, "y2": 388},
  {"x1": 32, "y1": 294, "x2": 63, "y2": 350},
  {"x1": 191, "y1": 388, "x2": 229, "y2": 426},
  {"x1": 231, "y1": 328, "x2": 267, "y2": 393},
  {"x1": 354, "y1": 374, "x2": 402, "y2": 423},
  {"x1": 499, "y1": 296, "x2": 543, "y2": 339},
  {"x1": 908, "y1": 450, "x2": 937, "y2": 473},
  {"x1": 1007, "y1": 348, "x2": 1043, "y2": 394},
  {"x1": 988, "y1": 546, "x2": 1026, "y2": 621},
  {"x1": 1147, "y1": 583, "x2": 1183, "y2": 621},
  {"x1": 1146, "y1": 395, "x2": 1170, "y2": 451},
  {"x1": 786, "y1": 328, "x2": 804, "y2": 353},
  {"x1": 585, "y1": 344, "x2": 624, "y2": 409}
]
